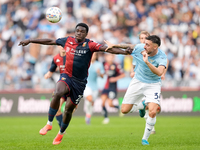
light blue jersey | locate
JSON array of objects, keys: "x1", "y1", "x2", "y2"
[
  {"x1": 131, "y1": 43, "x2": 167, "y2": 83},
  {"x1": 86, "y1": 61, "x2": 104, "y2": 90},
  {"x1": 132, "y1": 58, "x2": 137, "y2": 71}
]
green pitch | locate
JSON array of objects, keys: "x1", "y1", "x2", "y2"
[{"x1": 0, "y1": 116, "x2": 199, "y2": 150}]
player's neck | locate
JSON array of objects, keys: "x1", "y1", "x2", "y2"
[
  {"x1": 75, "y1": 38, "x2": 86, "y2": 43},
  {"x1": 60, "y1": 52, "x2": 66, "y2": 57},
  {"x1": 149, "y1": 49, "x2": 158, "y2": 57}
]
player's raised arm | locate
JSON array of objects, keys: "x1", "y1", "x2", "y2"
[
  {"x1": 104, "y1": 40, "x2": 136, "y2": 51},
  {"x1": 18, "y1": 39, "x2": 57, "y2": 46},
  {"x1": 99, "y1": 45, "x2": 133, "y2": 55}
]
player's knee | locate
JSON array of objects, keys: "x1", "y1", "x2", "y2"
[
  {"x1": 121, "y1": 107, "x2": 129, "y2": 114},
  {"x1": 148, "y1": 109, "x2": 157, "y2": 118}
]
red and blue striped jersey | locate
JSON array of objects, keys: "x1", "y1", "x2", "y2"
[
  {"x1": 56, "y1": 36, "x2": 103, "y2": 82},
  {"x1": 49, "y1": 54, "x2": 66, "y2": 74},
  {"x1": 103, "y1": 62, "x2": 124, "y2": 90}
]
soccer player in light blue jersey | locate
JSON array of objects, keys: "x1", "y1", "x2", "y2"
[
  {"x1": 105, "y1": 35, "x2": 167, "y2": 146},
  {"x1": 83, "y1": 52, "x2": 104, "y2": 124},
  {"x1": 130, "y1": 31, "x2": 157, "y2": 134}
]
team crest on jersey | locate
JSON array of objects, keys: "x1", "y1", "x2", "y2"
[
  {"x1": 61, "y1": 77, "x2": 66, "y2": 81},
  {"x1": 66, "y1": 47, "x2": 70, "y2": 52},
  {"x1": 82, "y1": 42, "x2": 87, "y2": 47},
  {"x1": 56, "y1": 59, "x2": 60, "y2": 62},
  {"x1": 149, "y1": 59, "x2": 154, "y2": 63}
]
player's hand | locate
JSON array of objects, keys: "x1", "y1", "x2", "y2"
[
  {"x1": 161, "y1": 74, "x2": 165, "y2": 80},
  {"x1": 130, "y1": 71, "x2": 135, "y2": 78},
  {"x1": 18, "y1": 39, "x2": 30, "y2": 46},
  {"x1": 104, "y1": 40, "x2": 114, "y2": 51},
  {"x1": 125, "y1": 47, "x2": 133, "y2": 55},
  {"x1": 96, "y1": 69, "x2": 100, "y2": 74},
  {"x1": 142, "y1": 51, "x2": 149, "y2": 63},
  {"x1": 44, "y1": 71, "x2": 53, "y2": 79}
]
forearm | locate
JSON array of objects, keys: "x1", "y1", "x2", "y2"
[
  {"x1": 107, "y1": 48, "x2": 128, "y2": 55},
  {"x1": 146, "y1": 62, "x2": 164, "y2": 76},
  {"x1": 113, "y1": 44, "x2": 136, "y2": 49},
  {"x1": 29, "y1": 39, "x2": 57, "y2": 45}
]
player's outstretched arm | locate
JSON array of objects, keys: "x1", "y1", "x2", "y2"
[
  {"x1": 18, "y1": 39, "x2": 57, "y2": 46},
  {"x1": 104, "y1": 40, "x2": 136, "y2": 51},
  {"x1": 100, "y1": 46, "x2": 132, "y2": 55}
]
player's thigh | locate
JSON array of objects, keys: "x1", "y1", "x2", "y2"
[
  {"x1": 144, "y1": 82, "x2": 161, "y2": 105},
  {"x1": 83, "y1": 86, "x2": 92, "y2": 98},
  {"x1": 92, "y1": 90, "x2": 98, "y2": 101},
  {"x1": 123, "y1": 78, "x2": 144, "y2": 104},
  {"x1": 55, "y1": 81, "x2": 70, "y2": 96}
]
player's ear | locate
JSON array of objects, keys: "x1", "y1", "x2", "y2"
[{"x1": 153, "y1": 43, "x2": 158, "y2": 49}]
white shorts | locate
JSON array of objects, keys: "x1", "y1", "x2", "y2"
[
  {"x1": 83, "y1": 86, "x2": 98, "y2": 101},
  {"x1": 122, "y1": 78, "x2": 161, "y2": 105}
]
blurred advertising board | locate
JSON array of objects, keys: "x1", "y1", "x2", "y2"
[{"x1": 0, "y1": 90, "x2": 200, "y2": 116}]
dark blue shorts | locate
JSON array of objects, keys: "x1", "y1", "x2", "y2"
[
  {"x1": 58, "y1": 73, "x2": 86, "y2": 105},
  {"x1": 102, "y1": 89, "x2": 117, "y2": 99}
]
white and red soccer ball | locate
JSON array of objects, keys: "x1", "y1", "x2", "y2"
[{"x1": 46, "y1": 7, "x2": 62, "y2": 23}]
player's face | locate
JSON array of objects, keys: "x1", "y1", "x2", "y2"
[
  {"x1": 75, "y1": 26, "x2": 88, "y2": 42},
  {"x1": 105, "y1": 53, "x2": 114, "y2": 64},
  {"x1": 144, "y1": 40, "x2": 157, "y2": 55},
  {"x1": 139, "y1": 34, "x2": 148, "y2": 44}
]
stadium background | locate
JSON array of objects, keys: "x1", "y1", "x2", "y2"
[{"x1": 0, "y1": 0, "x2": 200, "y2": 116}]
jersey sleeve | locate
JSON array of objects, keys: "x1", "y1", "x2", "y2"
[
  {"x1": 132, "y1": 43, "x2": 145, "y2": 54},
  {"x1": 158, "y1": 56, "x2": 167, "y2": 68},
  {"x1": 88, "y1": 40, "x2": 103, "y2": 52},
  {"x1": 49, "y1": 58, "x2": 57, "y2": 72},
  {"x1": 56, "y1": 37, "x2": 68, "y2": 48}
]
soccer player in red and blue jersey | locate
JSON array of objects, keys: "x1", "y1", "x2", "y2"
[
  {"x1": 101, "y1": 53, "x2": 125, "y2": 124},
  {"x1": 19, "y1": 23, "x2": 132, "y2": 145}
]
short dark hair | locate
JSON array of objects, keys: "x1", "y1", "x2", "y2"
[
  {"x1": 75, "y1": 23, "x2": 89, "y2": 33},
  {"x1": 146, "y1": 35, "x2": 161, "y2": 46}
]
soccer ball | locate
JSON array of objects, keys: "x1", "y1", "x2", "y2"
[{"x1": 46, "y1": 7, "x2": 62, "y2": 23}]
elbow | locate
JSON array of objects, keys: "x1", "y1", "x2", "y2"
[{"x1": 157, "y1": 71, "x2": 163, "y2": 76}]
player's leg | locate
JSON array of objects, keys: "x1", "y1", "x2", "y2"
[
  {"x1": 101, "y1": 94, "x2": 109, "y2": 124},
  {"x1": 141, "y1": 82, "x2": 161, "y2": 145},
  {"x1": 84, "y1": 87, "x2": 94, "y2": 124},
  {"x1": 107, "y1": 90, "x2": 119, "y2": 109},
  {"x1": 121, "y1": 78, "x2": 144, "y2": 114},
  {"x1": 55, "y1": 97, "x2": 65, "y2": 128},
  {"x1": 39, "y1": 81, "x2": 69, "y2": 135},
  {"x1": 53, "y1": 99, "x2": 77, "y2": 145},
  {"x1": 107, "y1": 99, "x2": 118, "y2": 109},
  {"x1": 85, "y1": 95, "x2": 93, "y2": 124},
  {"x1": 142, "y1": 102, "x2": 158, "y2": 145}
]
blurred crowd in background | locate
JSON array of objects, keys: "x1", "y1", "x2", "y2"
[{"x1": 0, "y1": 0, "x2": 200, "y2": 91}]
